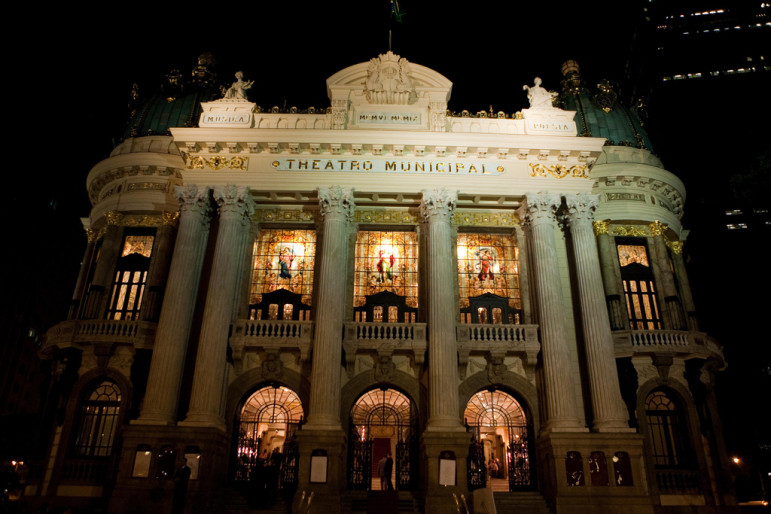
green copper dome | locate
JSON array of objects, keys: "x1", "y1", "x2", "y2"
[
  {"x1": 122, "y1": 54, "x2": 222, "y2": 140},
  {"x1": 558, "y1": 61, "x2": 653, "y2": 151}
]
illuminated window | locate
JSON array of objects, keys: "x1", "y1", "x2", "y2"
[
  {"x1": 645, "y1": 390, "x2": 693, "y2": 468},
  {"x1": 250, "y1": 229, "x2": 316, "y2": 307},
  {"x1": 457, "y1": 233, "x2": 520, "y2": 321},
  {"x1": 73, "y1": 380, "x2": 121, "y2": 457},
  {"x1": 353, "y1": 231, "x2": 419, "y2": 309},
  {"x1": 107, "y1": 232, "x2": 154, "y2": 320},
  {"x1": 617, "y1": 240, "x2": 662, "y2": 330}
]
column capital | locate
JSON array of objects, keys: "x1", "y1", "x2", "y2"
[
  {"x1": 420, "y1": 188, "x2": 457, "y2": 221},
  {"x1": 174, "y1": 185, "x2": 212, "y2": 219},
  {"x1": 564, "y1": 193, "x2": 600, "y2": 224},
  {"x1": 160, "y1": 211, "x2": 179, "y2": 227},
  {"x1": 649, "y1": 220, "x2": 668, "y2": 237},
  {"x1": 521, "y1": 192, "x2": 561, "y2": 225},
  {"x1": 105, "y1": 211, "x2": 124, "y2": 226},
  {"x1": 593, "y1": 219, "x2": 610, "y2": 236},
  {"x1": 317, "y1": 186, "x2": 354, "y2": 220},
  {"x1": 213, "y1": 185, "x2": 255, "y2": 222}
]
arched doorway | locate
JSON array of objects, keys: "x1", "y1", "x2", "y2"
[
  {"x1": 232, "y1": 385, "x2": 304, "y2": 494},
  {"x1": 464, "y1": 388, "x2": 535, "y2": 492},
  {"x1": 348, "y1": 388, "x2": 417, "y2": 491}
]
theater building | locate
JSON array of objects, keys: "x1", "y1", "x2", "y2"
[{"x1": 35, "y1": 53, "x2": 736, "y2": 513}]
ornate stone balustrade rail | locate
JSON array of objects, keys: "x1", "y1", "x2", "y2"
[
  {"x1": 455, "y1": 324, "x2": 541, "y2": 380},
  {"x1": 43, "y1": 319, "x2": 157, "y2": 350},
  {"x1": 613, "y1": 329, "x2": 724, "y2": 362},
  {"x1": 230, "y1": 319, "x2": 314, "y2": 365},
  {"x1": 342, "y1": 322, "x2": 428, "y2": 377}
]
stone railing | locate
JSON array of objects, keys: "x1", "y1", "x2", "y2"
[
  {"x1": 613, "y1": 329, "x2": 724, "y2": 362},
  {"x1": 59, "y1": 457, "x2": 111, "y2": 484},
  {"x1": 230, "y1": 319, "x2": 314, "y2": 364},
  {"x1": 43, "y1": 319, "x2": 157, "y2": 350},
  {"x1": 343, "y1": 322, "x2": 428, "y2": 377},
  {"x1": 456, "y1": 324, "x2": 541, "y2": 380}
]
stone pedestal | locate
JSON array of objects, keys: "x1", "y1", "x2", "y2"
[
  {"x1": 537, "y1": 432, "x2": 654, "y2": 514},
  {"x1": 108, "y1": 425, "x2": 229, "y2": 514},
  {"x1": 420, "y1": 430, "x2": 473, "y2": 514},
  {"x1": 292, "y1": 428, "x2": 347, "y2": 513}
]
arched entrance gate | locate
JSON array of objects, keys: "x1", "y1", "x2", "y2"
[
  {"x1": 465, "y1": 388, "x2": 536, "y2": 491},
  {"x1": 232, "y1": 385, "x2": 303, "y2": 494},
  {"x1": 348, "y1": 388, "x2": 418, "y2": 491}
]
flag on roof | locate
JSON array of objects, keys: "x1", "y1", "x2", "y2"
[{"x1": 391, "y1": 0, "x2": 405, "y2": 23}]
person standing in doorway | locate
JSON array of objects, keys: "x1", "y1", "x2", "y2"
[
  {"x1": 172, "y1": 458, "x2": 191, "y2": 514},
  {"x1": 384, "y1": 452, "x2": 394, "y2": 491},
  {"x1": 377, "y1": 454, "x2": 388, "y2": 490}
]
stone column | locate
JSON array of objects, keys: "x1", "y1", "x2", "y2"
[
  {"x1": 68, "y1": 227, "x2": 98, "y2": 319},
  {"x1": 520, "y1": 193, "x2": 584, "y2": 432},
  {"x1": 593, "y1": 220, "x2": 628, "y2": 330},
  {"x1": 420, "y1": 188, "x2": 464, "y2": 431},
  {"x1": 565, "y1": 194, "x2": 630, "y2": 432},
  {"x1": 650, "y1": 221, "x2": 685, "y2": 329},
  {"x1": 82, "y1": 212, "x2": 123, "y2": 319},
  {"x1": 139, "y1": 212, "x2": 177, "y2": 322},
  {"x1": 182, "y1": 185, "x2": 255, "y2": 430},
  {"x1": 305, "y1": 186, "x2": 354, "y2": 430},
  {"x1": 669, "y1": 240, "x2": 699, "y2": 331},
  {"x1": 135, "y1": 186, "x2": 211, "y2": 425}
]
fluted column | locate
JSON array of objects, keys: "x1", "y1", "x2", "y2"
[
  {"x1": 135, "y1": 186, "x2": 212, "y2": 425},
  {"x1": 305, "y1": 186, "x2": 354, "y2": 430},
  {"x1": 182, "y1": 186, "x2": 255, "y2": 430},
  {"x1": 593, "y1": 220, "x2": 628, "y2": 330},
  {"x1": 669, "y1": 241, "x2": 699, "y2": 331},
  {"x1": 139, "y1": 213, "x2": 177, "y2": 322},
  {"x1": 565, "y1": 194, "x2": 630, "y2": 432},
  {"x1": 68, "y1": 228, "x2": 98, "y2": 319},
  {"x1": 82, "y1": 212, "x2": 123, "y2": 319},
  {"x1": 650, "y1": 221, "x2": 685, "y2": 329},
  {"x1": 521, "y1": 193, "x2": 584, "y2": 432},
  {"x1": 421, "y1": 188, "x2": 464, "y2": 431}
]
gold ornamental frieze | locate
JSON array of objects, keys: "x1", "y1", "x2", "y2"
[
  {"x1": 355, "y1": 210, "x2": 418, "y2": 225},
  {"x1": 188, "y1": 154, "x2": 248, "y2": 170},
  {"x1": 254, "y1": 208, "x2": 316, "y2": 223},
  {"x1": 102, "y1": 211, "x2": 179, "y2": 230},
  {"x1": 529, "y1": 163, "x2": 589, "y2": 179},
  {"x1": 454, "y1": 211, "x2": 519, "y2": 227}
]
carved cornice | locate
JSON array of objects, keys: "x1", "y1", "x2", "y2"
[
  {"x1": 88, "y1": 165, "x2": 182, "y2": 204},
  {"x1": 595, "y1": 175, "x2": 684, "y2": 219},
  {"x1": 529, "y1": 163, "x2": 589, "y2": 179}
]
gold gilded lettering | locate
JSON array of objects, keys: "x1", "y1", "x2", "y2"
[
  {"x1": 436, "y1": 163, "x2": 444, "y2": 172},
  {"x1": 298, "y1": 160, "x2": 308, "y2": 169},
  {"x1": 312, "y1": 160, "x2": 320, "y2": 170},
  {"x1": 351, "y1": 161, "x2": 360, "y2": 170},
  {"x1": 385, "y1": 162, "x2": 397, "y2": 171},
  {"x1": 364, "y1": 161, "x2": 373, "y2": 170},
  {"x1": 285, "y1": 159, "x2": 295, "y2": 169},
  {"x1": 325, "y1": 160, "x2": 335, "y2": 170}
]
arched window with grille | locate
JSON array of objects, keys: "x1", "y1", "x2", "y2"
[
  {"x1": 73, "y1": 380, "x2": 122, "y2": 457},
  {"x1": 644, "y1": 389, "x2": 693, "y2": 468}
]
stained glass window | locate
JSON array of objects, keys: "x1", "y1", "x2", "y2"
[
  {"x1": 107, "y1": 232, "x2": 154, "y2": 320},
  {"x1": 353, "y1": 231, "x2": 419, "y2": 309},
  {"x1": 250, "y1": 229, "x2": 316, "y2": 306},
  {"x1": 457, "y1": 234, "x2": 520, "y2": 310},
  {"x1": 617, "y1": 240, "x2": 662, "y2": 329}
]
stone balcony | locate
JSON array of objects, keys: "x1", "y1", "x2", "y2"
[
  {"x1": 230, "y1": 319, "x2": 315, "y2": 371},
  {"x1": 456, "y1": 323, "x2": 541, "y2": 380},
  {"x1": 613, "y1": 329, "x2": 724, "y2": 363},
  {"x1": 43, "y1": 319, "x2": 157, "y2": 351},
  {"x1": 343, "y1": 322, "x2": 428, "y2": 377}
]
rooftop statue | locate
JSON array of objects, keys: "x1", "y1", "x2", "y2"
[
  {"x1": 222, "y1": 71, "x2": 254, "y2": 101},
  {"x1": 523, "y1": 77, "x2": 559, "y2": 110}
]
